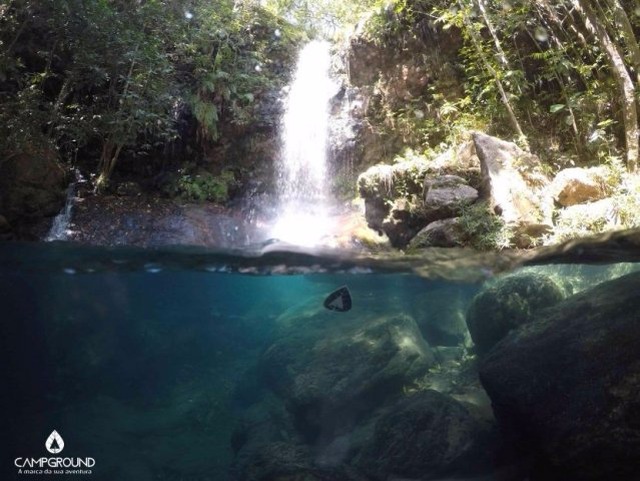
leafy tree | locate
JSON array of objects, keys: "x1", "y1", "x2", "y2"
[{"x1": 0, "y1": 0, "x2": 304, "y2": 188}]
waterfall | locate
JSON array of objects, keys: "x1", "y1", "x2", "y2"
[
  {"x1": 270, "y1": 40, "x2": 338, "y2": 247},
  {"x1": 45, "y1": 170, "x2": 81, "y2": 241}
]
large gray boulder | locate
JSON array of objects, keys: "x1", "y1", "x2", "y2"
[
  {"x1": 472, "y1": 132, "x2": 552, "y2": 239},
  {"x1": 355, "y1": 390, "x2": 497, "y2": 480},
  {"x1": 261, "y1": 313, "x2": 435, "y2": 442},
  {"x1": 466, "y1": 273, "x2": 565, "y2": 355},
  {"x1": 423, "y1": 174, "x2": 478, "y2": 218},
  {"x1": 409, "y1": 217, "x2": 465, "y2": 249},
  {"x1": 480, "y1": 271, "x2": 640, "y2": 480}
]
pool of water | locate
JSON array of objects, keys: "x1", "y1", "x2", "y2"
[{"x1": 1, "y1": 241, "x2": 638, "y2": 480}]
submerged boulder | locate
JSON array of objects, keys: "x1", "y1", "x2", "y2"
[
  {"x1": 472, "y1": 132, "x2": 551, "y2": 239},
  {"x1": 355, "y1": 390, "x2": 497, "y2": 480},
  {"x1": 261, "y1": 313, "x2": 435, "y2": 443},
  {"x1": 466, "y1": 273, "x2": 565, "y2": 355},
  {"x1": 480, "y1": 271, "x2": 640, "y2": 480},
  {"x1": 412, "y1": 283, "x2": 476, "y2": 347}
]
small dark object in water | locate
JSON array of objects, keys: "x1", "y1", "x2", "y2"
[{"x1": 324, "y1": 286, "x2": 352, "y2": 312}]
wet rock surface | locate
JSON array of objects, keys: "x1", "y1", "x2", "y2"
[
  {"x1": 61, "y1": 193, "x2": 260, "y2": 248},
  {"x1": 355, "y1": 390, "x2": 497, "y2": 480},
  {"x1": 480, "y1": 271, "x2": 640, "y2": 480},
  {"x1": 0, "y1": 148, "x2": 68, "y2": 236},
  {"x1": 226, "y1": 272, "x2": 517, "y2": 481},
  {"x1": 261, "y1": 311, "x2": 435, "y2": 443},
  {"x1": 466, "y1": 272, "x2": 566, "y2": 355},
  {"x1": 411, "y1": 283, "x2": 475, "y2": 347}
]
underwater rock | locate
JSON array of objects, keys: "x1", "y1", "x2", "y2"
[
  {"x1": 235, "y1": 441, "x2": 321, "y2": 481},
  {"x1": 472, "y1": 132, "x2": 552, "y2": 239},
  {"x1": 466, "y1": 273, "x2": 565, "y2": 355},
  {"x1": 550, "y1": 166, "x2": 608, "y2": 207},
  {"x1": 355, "y1": 390, "x2": 497, "y2": 480},
  {"x1": 479, "y1": 271, "x2": 640, "y2": 480},
  {"x1": 412, "y1": 283, "x2": 475, "y2": 347},
  {"x1": 261, "y1": 313, "x2": 435, "y2": 443},
  {"x1": 423, "y1": 174, "x2": 478, "y2": 218},
  {"x1": 232, "y1": 397, "x2": 317, "y2": 481},
  {"x1": 409, "y1": 217, "x2": 465, "y2": 249}
]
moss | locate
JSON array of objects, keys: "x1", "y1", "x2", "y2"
[
  {"x1": 165, "y1": 170, "x2": 236, "y2": 204},
  {"x1": 457, "y1": 202, "x2": 512, "y2": 250}
]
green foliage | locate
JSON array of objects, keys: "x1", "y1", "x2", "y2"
[
  {"x1": 353, "y1": 0, "x2": 639, "y2": 170},
  {"x1": 262, "y1": 0, "x2": 383, "y2": 39},
  {"x1": 458, "y1": 202, "x2": 511, "y2": 250},
  {"x1": 170, "y1": 170, "x2": 236, "y2": 203},
  {"x1": 0, "y1": 0, "x2": 304, "y2": 185}
]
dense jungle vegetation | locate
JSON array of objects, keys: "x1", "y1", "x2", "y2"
[{"x1": 1, "y1": 0, "x2": 639, "y2": 207}]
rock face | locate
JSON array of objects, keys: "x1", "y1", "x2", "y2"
[
  {"x1": 0, "y1": 148, "x2": 68, "y2": 232},
  {"x1": 261, "y1": 313, "x2": 435, "y2": 443},
  {"x1": 356, "y1": 390, "x2": 496, "y2": 480},
  {"x1": 473, "y1": 132, "x2": 552, "y2": 238},
  {"x1": 480, "y1": 271, "x2": 640, "y2": 480},
  {"x1": 337, "y1": 20, "x2": 464, "y2": 170},
  {"x1": 466, "y1": 273, "x2": 565, "y2": 355},
  {"x1": 357, "y1": 159, "x2": 433, "y2": 247},
  {"x1": 357, "y1": 154, "x2": 481, "y2": 247},
  {"x1": 550, "y1": 167, "x2": 608, "y2": 206}
]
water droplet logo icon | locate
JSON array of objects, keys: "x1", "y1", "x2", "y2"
[{"x1": 45, "y1": 430, "x2": 64, "y2": 454}]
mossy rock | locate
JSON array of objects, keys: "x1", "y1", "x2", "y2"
[{"x1": 466, "y1": 273, "x2": 565, "y2": 355}]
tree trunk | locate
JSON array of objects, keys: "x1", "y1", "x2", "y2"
[
  {"x1": 604, "y1": 0, "x2": 640, "y2": 83},
  {"x1": 573, "y1": 0, "x2": 638, "y2": 171},
  {"x1": 462, "y1": 10, "x2": 527, "y2": 144},
  {"x1": 475, "y1": 0, "x2": 510, "y2": 69}
]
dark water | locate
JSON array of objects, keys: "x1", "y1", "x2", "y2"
[{"x1": 1, "y1": 242, "x2": 638, "y2": 481}]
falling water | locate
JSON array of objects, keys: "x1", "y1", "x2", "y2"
[
  {"x1": 45, "y1": 170, "x2": 81, "y2": 241},
  {"x1": 270, "y1": 41, "x2": 337, "y2": 247}
]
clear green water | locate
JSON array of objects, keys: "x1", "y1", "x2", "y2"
[{"x1": 1, "y1": 242, "x2": 637, "y2": 481}]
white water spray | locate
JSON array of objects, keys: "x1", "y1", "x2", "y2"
[
  {"x1": 270, "y1": 41, "x2": 337, "y2": 247},
  {"x1": 45, "y1": 170, "x2": 82, "y2": 241}
]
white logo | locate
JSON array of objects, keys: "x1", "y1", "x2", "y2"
[{"x1": 45, "y1": 430, "x2": 64, "y2": 454}]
